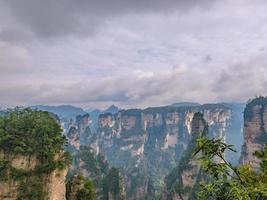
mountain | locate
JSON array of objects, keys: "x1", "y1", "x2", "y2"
[
  {"x1": 88, "y1": 105, "x2": 120, "y2": 132},
  {"x1": 104, "y1": 105, "x2": 120, "y2": 114},
  {"x1": 0, "y1": 107, "x2": 126, "y2": 200},
  {"x1": 31, "y1": 105, "x2": 86, "y2": 119},
  {"x1": 65, "y1": 103, "x2": 239, "y2": 199},
  {"x1": 163, "y1": 112, "x2": 208, "y2": 200},
  {"x1": 66, "y1": 146, "x2": 126, "y2": 200},
  {"x1": 241, "y1": 97, "x2": 267, "y2": 169},
  {"x1": 66, "y1": 114, "x2": 126, "y2": 200},
  {"x1": 171, "y1": 102, "x2": 201, "y2": 107}
]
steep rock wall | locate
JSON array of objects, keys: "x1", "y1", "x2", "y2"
[
  {"x1": 241, "y1": 97, "x2": 267, "y2": 170},
  {"x1": 0, "y1": 151, "x2": 68, "y2": 200},
  {"x1": 90, "y1": 104, "x2": 232, "y2": 199},
  {"x1": 162, "y1": 112, "x2": 208, "y2": 200}
]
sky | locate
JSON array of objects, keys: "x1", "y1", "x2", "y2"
[{"x1": 1, "y1": 0, "x2": 267, "y2": 109}]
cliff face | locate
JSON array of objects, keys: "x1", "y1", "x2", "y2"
[
  {"x1": 0, "y1": 152, "x2": 37, "y2": 199},
  {"x1": 0, "y1": 109, "x2": 70, "y2": 200},
  {"x1": 67, "y1": 114, "x2": 93, "y2": 150},
  {"x1": 0, "y1": 151, "x2": 68, "y2": 200},
  {"x1": 62, "y1": 103, "x2": 242, "y2": 199},
  {"x1": 96, "y1": 105, "x2": 231, "y2": 156},
  {"x1": 163, "y1": 112, "x2": 208, "y2": 200},
  {"x1": 89, "y1": 104, "x2": 232, "y2": 199},
  {"x1": 48, "y1": 167, "x2": 68, "y2": 200},
  {"x1": 241, "y1": 97, "x2": 267, "y2": 169}
]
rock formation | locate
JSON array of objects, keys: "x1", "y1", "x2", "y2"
[
  {"x1": 67, "y1": 114, "x2": 93, "y2": 150},
  {"x1": 162, "y1": 112, "x2": 208, "y2": 200},
  {"x1": 0, "y1": 151, "x2": 69, "y2": 200},
  {"x1": 241, "y1": 97, "x2": 267, "y2": 170},
  {"x1": 62, "y1": 103, "x2": 246, "y2": 199},
  {"x1": 87, "y1": 104, "x2": 232, "y2": 199},
  {"x1": 0, "y1": 109, "x2": 70, "y2": 200}
]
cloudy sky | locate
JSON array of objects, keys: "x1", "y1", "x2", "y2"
[{"x1": 1, "y1": 0, "x2": 267, "y2": 109}]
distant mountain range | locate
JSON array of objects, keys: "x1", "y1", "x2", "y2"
[
  {"x1": 31, "y1": 105, "x2": 86, "y2": 119},
  {"x1": 171, "y1": 102, "x2": 201, "y2": 107},
  {"x1": 30, "y1": 104, "x2": 120, "y2": 132}
]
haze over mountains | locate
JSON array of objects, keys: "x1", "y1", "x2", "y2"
[{"x1": 61, "y1": 100, "x2": 245, "y2": 199}]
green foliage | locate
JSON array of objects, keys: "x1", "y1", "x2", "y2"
[
  {"x1": 194, "y1": 137, "x2": 237, "y2": 179},
  {"x1": 79, "y1": 146, "x2": 101, "y2": 174},
  {"x1": 76, "y1": 180, "x2": 97, "y2": 200},
  {"x1": 72, "y1": 146, "x2": 109, "y2": 189},
  {"x1": 164, "y1": 135, "x2": 200, "y2": 198},
  {"x1": 0, "y1": 160, "x2": 9, "y2": 180},
  {"x1": 0, "y1": 108, "x2": 67, "y2": 160},
  {"x1": 195, "y1": 137, "x2": 267, "y2": 200},
  {"x1": 17, "y1": 176, "x2": 47, "y2": 200},
  {"x1": 102, "y1": 167, "x2": 125, "y2": 200},
  {"x1": 0, "y1": 108, "x2": 70, "y2": 200},
  {"x1": 103, "y1": 167, "x2": 120, "y2": 197},
  {"x1": 66, "y1": 175, "x2": 97, "y2": 200},
  {"x1": 69, "y1": 146, "x2": 125, "y2": 199}
]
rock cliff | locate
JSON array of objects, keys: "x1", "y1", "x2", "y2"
[
  {"x1": 88, "y1": 104, "x2": 232, "y2": 199},
  {"x1": 0, "y1": 109, "x2": 70, "y2": 200},
  {"x1": 61, "y1": 103, "x2": 245, "y2": 199},
  {"x1": 0, "y1": 151, "x2": 68, "y2": 200},
  {"x1": 162, "y1": 112, "x2": 208, "y2": 200},
  {"x1": 241, "y1": 97, "x2": 267, "y2": 170}
]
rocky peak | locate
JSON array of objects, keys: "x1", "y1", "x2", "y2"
[
  {"x1": 66, "y1": 113, "x2": 93, "y2": 150},
  {"x1": 88, "y1": 104, "x2": 232, "y2": 199},
  {"x1": 241, "y1": 97, "x2": 267, "y2": 169},
  {"x1": 163, "y1": 112, "x2": 208, "y2": 200},
  {"x1": 98, "y1": 113, "x2": 114, "y2": 129}
]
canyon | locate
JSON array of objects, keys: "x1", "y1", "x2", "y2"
[
  {"x1": 63, "y1": 103, "x2": 244, "y2": 199},
  {"x1": 4, "y1": 99, "x2": 263, "y2": 199}
]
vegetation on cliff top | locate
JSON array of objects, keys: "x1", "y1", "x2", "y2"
[
  {"x1": 0, "y1": 108, "x2": 70, "y2": 200},
  {"x1": 0, "y1": 108, "x2": 67, "y2": 159}
]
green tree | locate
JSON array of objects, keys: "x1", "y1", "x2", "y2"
[
  {"x1": 0, "y1": 108, "x2": 70, "y2": 200},
  {"x1": 195, "y1": 137, "x2": 267, "y2": 200},
  {"x1": 0, "y1": 108, "x2": 67, "y2": 161},
  {"x1": 77, "y1": 180, "x2": 97, "y2": 200}
]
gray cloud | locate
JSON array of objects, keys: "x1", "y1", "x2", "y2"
[
  {"x1": 213, "y1": 57, "x2": 267, "y2": 102},
  {"x1": 1, "y1": 58, "x2": 267, "y2": 109},
  {"x1": 1, "y1": 0, "x2": 215, "y2": 40},
  {"x1": 1, "y1": 0, "x2": 267, "y2": 109}
]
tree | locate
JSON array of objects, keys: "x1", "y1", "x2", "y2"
[
  {"x1": 0, "y1": 108, "x2": 70, "y2": 200},
  {"x1": 76, "y1": 180, "x2": 97, "y2": 200},
  {"x1": 0, "y1": 108, "x2": 67, "y2": 161},
  {"x1": 194, "y1": 137, "x2": 267, "y2": 200}
]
